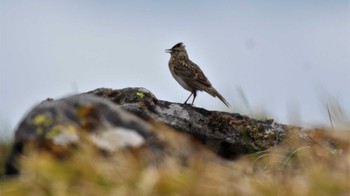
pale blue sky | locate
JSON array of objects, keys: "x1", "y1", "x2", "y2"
[{"x1": 1, "y1": 1, "x2": 349, "y2": 138}]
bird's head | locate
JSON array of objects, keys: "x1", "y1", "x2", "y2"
[{"x1": 165, "y1": 42, "x2": 186, "y2": 55}]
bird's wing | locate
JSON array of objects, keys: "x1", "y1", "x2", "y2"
[{"x1": 173, "y1": 60, "x2": 213, "y2": 90}]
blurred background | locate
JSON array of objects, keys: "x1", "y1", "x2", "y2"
[{"x1": 0, "y1": 1, "x2": 349, "y2": 140}]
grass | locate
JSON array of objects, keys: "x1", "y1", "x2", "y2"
[{"x1": 0, "y1": 125, "x2": 349, "y2": 196}]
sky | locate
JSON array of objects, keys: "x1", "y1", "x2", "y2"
[{"x1": 0, "y1": 1, "x2": 349, "y2": 139}]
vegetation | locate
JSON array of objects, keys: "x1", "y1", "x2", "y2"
[{"x1": 0, "y1": 125, "x2": 349, "y2": 196}]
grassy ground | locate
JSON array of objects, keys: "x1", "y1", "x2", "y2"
[{"x1": 0, "y1": 127, "x2": 349, "y2": 196}]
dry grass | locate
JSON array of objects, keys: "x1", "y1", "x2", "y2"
[{"x1": 0, "y1": 127, "x2": 349, "y2": 196}]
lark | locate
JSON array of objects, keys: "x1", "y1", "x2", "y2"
[{"x1": 166, "y1": 42, "x2": 230, "y2": 107}]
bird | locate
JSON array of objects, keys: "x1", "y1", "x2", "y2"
[{"x1": 165, "y1": 42, "x2": 230, "y2": 107}]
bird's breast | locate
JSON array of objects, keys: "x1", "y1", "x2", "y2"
[
  {"x1": 168, "y1": 58, "x2": 193, "y2": 92},
  {"x1": 172, "y1": 73, "x2": 193, "y2": 92}
]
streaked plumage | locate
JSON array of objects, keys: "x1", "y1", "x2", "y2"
[{"x1": 165, "y1": 42, "x2": 230, "y2": 107}]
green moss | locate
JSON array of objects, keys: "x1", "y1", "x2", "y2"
[{"x1": 136, "y1": 92, "x2": 145, "y2": 99}]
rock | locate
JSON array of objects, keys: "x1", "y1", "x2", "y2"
[
  {"x1": 87, "y1": 87, "x2": 286, "y2": 158},
  {"x1": 5, "y1": 87, "x2": 287, "y2": 175},
  {"x1": 5, "y1": 94, "x2": 160, "y2": 175}
]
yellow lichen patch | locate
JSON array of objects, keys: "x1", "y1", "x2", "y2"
[
  {"x1": 33, "y1": 114, "x2": 53, "y2": 127},
  {"x1": 65, "y1": 125, "x2": 77, "y2": 134},
  {"x1": 45, "y1": 125, "x2": 78, "y2": 140},
  {"x1": 137, "y1": 92, "x2": 145, "y2": 99},
  {"x1": 45, "y1": 125, "x2": 63, "y2": 139}
]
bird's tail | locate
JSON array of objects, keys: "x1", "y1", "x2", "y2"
[{"x1": 208, "y1": 88, "x2": 230, "y2": 108}]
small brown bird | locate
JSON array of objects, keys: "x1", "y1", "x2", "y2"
[{"x1": 166, "y1": 42, "x2": 230, "y2": 107}]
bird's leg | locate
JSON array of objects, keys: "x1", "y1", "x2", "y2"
[
  {"x1": 191, "y1": 91, "x2": 197, "y2": 105},
  {"x1": 184, "y1": 92, "x2": 193, "y2": 104}
]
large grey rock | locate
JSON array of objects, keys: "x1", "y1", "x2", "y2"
[
  {"x1": 88, "y1": 87, "x2": 286, "y2": 158},
  {"x1": 5, "y1": 94, "x2": 159, "y2": 175}
]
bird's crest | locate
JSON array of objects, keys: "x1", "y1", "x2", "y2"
[{"x1": 172, "y1": 42, "x2": 185, "y2": 49}]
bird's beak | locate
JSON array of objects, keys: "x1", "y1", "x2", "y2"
[{"x1": 165, "y1": 49, "x2": 172, "y2": 53}]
